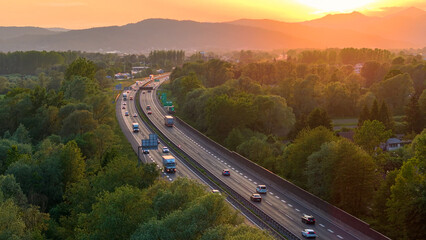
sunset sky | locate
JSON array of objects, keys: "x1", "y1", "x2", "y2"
[{"x1": 1, "y1": 0, "x2": 425, "y2": 29}]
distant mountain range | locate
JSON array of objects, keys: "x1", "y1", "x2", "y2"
[{"x1": 0, "y1": 7, "x2": 424, "y2": 53}]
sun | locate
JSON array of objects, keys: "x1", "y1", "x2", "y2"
[{"x1": 296, "y1": 0, "x2": 375, "y2": 13}]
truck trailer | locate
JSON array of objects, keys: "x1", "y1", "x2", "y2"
[
  {"x1": 164, "y1": 116, "x2": 174, "y2": 127},
  {"x1": 132, "y1": 123, "x2": 139, "y2": 132},
  {"x1": 162, "y1": 155, "x2": 176, "y2": 173}
]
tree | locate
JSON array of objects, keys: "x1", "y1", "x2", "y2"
[
  {"x1": 370, "y1": 99, "x2": 380, "y2": 121},
  {"x1": 0, "y1": 199, "x2": 26, "y2": 239},
  {"x1": 252, "y1": 95, "x2": 295, "y2": 136},
  {"x1": 282, "y1": 127, "x2": 337, "y2": 186},
  {"x1": 419, "y1": 89, "x2": 426, "y2": 121},
  {"x1": 60, "y1": 141, "x2": 85, "y2": 188},
  {"x1": 361, "y1": 61, "x2": 383, "y2": 87},
  {"x1": 306, "y1": 141, "x2": 338, "y2": 200},
  {"x1": 11, "y1": 124, "x2": 31, "y2": 144},
  {"x1": 62, "y1": 76, "x2": 99, "y2": 101},
  {"x1": 405, "y1": 94, "x2": 424, "y2": 133},
  {"x1": 332, "y1": 140, "x2": 378, "y2": 215},
  {"x1": 61, "y1": 110, "x2": 98, "y2": 138},
  {"x1": 358, "y1": 104, "x2": 370, "y2": 127},
  {"x1": 378, "y1": 101, "x2": 393, "y2": 130},
  {"x1": 386, "y1": 155, "x2": 425, "y2": 240},
  {"x1": 354, "y1": 120, "x2": 392, "y2": 155},
  {"x1": 374, "y1": 73, "x2": 414, "y2": 114},
  {"x1": 307, "y1": 108, "x2": 332, "y2": 130},
  {"x1": 77, "y1": 185, "x2": 154, "y2": 240},
  {"x1": 0, "y1": 175, "x2": 27, "y2": 207},
  {"x1": 65, "y1": 57, "x2": 96, "y2": 81}
]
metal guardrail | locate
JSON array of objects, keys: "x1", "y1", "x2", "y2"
[{"x1": 134, "y1": 89, "x2": 301, "y2": 240}]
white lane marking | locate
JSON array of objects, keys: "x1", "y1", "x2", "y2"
[
  {"x1": 244, "y1": 176, "x2": 248, "y2": 178},
  {"x1": 275, "y1": 196, "x2": 279, "y2": 199},
  {"x1": 281, "y1": 200, "x2": 286, "y2": 203},
  {"x1": 221, "y1": 160, "x2": 223, "y2": 162},
  {"x1": 269, "y1": 192, "x2": 274, "y2": 195},
  {"x1": 234, "y1": 169, "x2": 237, "y2": 171},
  {"x1": 337, "y1": 235, "x2": 343, "y2": 239},
  {"x1": 265, "y1": 201, "x2": 272, "y2": 206},
  {"x1": 319, "y1": 224, "x2": 325, "y2": 227},
  {"x1": 249, "y1": 179, "x2": 252, "y2": 181},
  {"x1": 254, "y1": 182, "x2": 257, "y2": 185},
  {"x1": 239, "y1": 173, "x2": 243, "y2": 175},
  {"x1": 295, "y1": 208, "x2": 300, "y2": 212},
  {"x1": 288, "y1": 204, "x2": 293, "y2": 207},
  {"x1": 285, "y1": 214, "x2": 294, "y2": 220},
  {"x1": 217, "y1": 158, "x2": 220, "y2": 160},
  {"x1": 328, "y1": 229, "x2": 334, "y2": 233}
]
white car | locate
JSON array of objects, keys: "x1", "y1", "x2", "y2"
[
  {"x1": 162, "y1": 147, "x2": 169, "y2": 153},
  {"x1": 211, "y1": 189, "x2": 220, "y2": 194},
  {"x1": 301, "y1": 229, "x2": 317, "y2": 239}
]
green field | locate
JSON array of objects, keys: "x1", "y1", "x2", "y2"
[{"x1": 332, "y1": 118, "x2": 357, "y2": 130}]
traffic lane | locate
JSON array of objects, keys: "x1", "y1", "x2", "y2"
[
  {"x1": 140, "y1": 94, "x2": 309, "y2": 237},
  {"x1": 132, "y1": 86, "x2": 202, "y2": 182},
  {"x1": 144, "y1": 86, "x2": 365, "y2": 240},
  {"x1": 143, "y1": 91, "x2": 362, "y2": 240}
]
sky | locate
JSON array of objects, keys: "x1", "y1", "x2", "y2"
[{"x1": 0, "y1": 0, "x2": 425, "y2": 29}]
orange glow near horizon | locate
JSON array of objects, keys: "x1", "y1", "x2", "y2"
[{"x1": 0, "y1": 0, "x2": 424, "y2": 29}]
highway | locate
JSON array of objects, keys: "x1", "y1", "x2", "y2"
[
  {"x1": 115, "y1": 77, "x2": 201, "y2": 183},
  {"x1": 117, "y1": 75, "x2": 375, "y2": 240}
]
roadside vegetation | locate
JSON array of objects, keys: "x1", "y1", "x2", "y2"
[
  {"x1": 0, "y1": 52, "x2": 272, "y2": 239},
  {"x1": 166, "y1": 48, "x2": 426, "y2": 240}
]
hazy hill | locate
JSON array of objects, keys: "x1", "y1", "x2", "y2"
[
  {"x1": 0, "y1": 27, "x2": 56, "y2": 40},
  {"x1": 228, "y1": 19, "x2": 410, "y2": 48},
  {"x1": 299, "y1": 7, "x2": 425, "y2": 46},
  {"x1": 0, "y1": 19, "x2": 312, "y2": 52},
  {"x1": 0, "y1": 7, "x2": 424, "y2": 52}
]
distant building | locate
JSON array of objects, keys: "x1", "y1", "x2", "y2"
[
  {"x1": 131, "y1": 66, "x2": 149, "y2": 75},
  {"x1": 114, "y1": 73, "x2": 131, "y2": 80},
  {"x1": 354, "y1": 63, "x2": 363, "y2": 74},
  {"x1": 382, "y1": 138, "x2": 411, "y2": 151}
]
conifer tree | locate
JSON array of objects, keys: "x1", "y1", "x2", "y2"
[
  {"x1": 378, "y1": 101, "x2": 393, "y2": 130},
  {"x1": 358, "y1": 104, "x2": 370, "y2": 126},
  {"x1": 370, "y1": 99, "x2": 380, "y2": 121}
]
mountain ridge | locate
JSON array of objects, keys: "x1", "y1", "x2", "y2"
[{"x1": 0, "y1": 7, "x2": 424, "y2": 53}]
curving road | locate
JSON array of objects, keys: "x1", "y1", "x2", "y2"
[{"x1": 117, "y1": 75, "x2": 375, "y2": 240}]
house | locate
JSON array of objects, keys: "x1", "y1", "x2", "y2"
[{"x1": 382, "y1": 138, "x2": 411, "y2": 151}]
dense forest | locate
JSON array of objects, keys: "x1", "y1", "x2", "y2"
[
  {"x1": 0, "y1": 54, "x2": 272, "y2": 239},
  {"x1": 167, "y1": 48, "x2": 426, "y2": 240}
]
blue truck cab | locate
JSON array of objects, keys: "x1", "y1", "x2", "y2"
[{"x1": 162, "y1": 155, "x2": 176, "y2": 173}]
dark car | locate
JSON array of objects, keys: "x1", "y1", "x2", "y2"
[
  {"x1": 143, "y1": 149, "x2": 149, "y2": 154},
  {"x1": 122, "y1": 106, "x2": 126, "y2": 109},
  {"x1": 222, "y1": 169, "x2": 230, "y2": 176},
  {"x1": 301, "y1": 214, "x2": 315, "y2": 224},
  {"x1": 250, "y1": 193, "x2": 262, "y2": 202}
]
